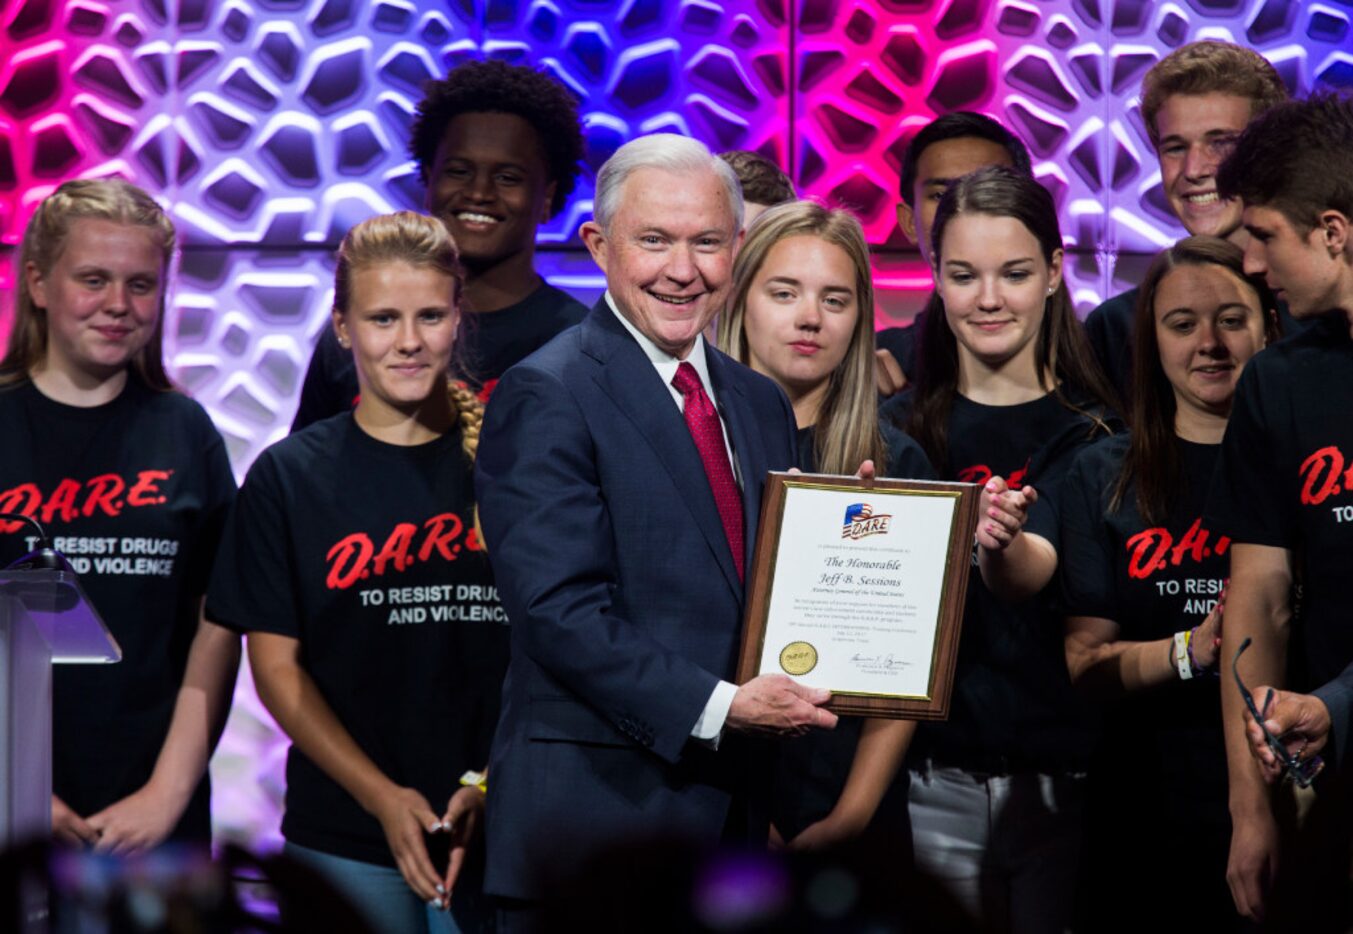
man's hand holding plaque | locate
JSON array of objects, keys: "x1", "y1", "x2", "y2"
[{"x1": 727, "y1": 675, "x2": 839, "y2": 736}]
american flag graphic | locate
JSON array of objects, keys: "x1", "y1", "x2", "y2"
[{"x1": 842, "y1": 503, "x2": 872, "y2": 537}]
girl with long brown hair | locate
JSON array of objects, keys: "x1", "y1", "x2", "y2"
[
  {"x1": 885, "y1": 165, "x2": 1119, "y2": 929},
  {"x1": 1060, "y1": 236, "x2": 1278, "y2": 931},
  {"x1": 207, "y1": 212, "x2": 504, "y2": 933}
]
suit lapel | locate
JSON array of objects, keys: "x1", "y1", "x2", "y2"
[{"x1": 582, "y1": 304, "x2": 743, "y2": 598}]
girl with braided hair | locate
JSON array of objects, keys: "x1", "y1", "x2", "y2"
[{"x1": 208, "y1": 212, "x2": 505, "y2": 933}]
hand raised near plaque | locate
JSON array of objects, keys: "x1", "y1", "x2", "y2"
[
  {"x1": 875, "y1": 348, "x2": 907, "y2": 397},
  {"x1": 976, "y1": 475, "x2": 1037, "y2": 551},
  {"x1": 726, "y1": 674, "x2": 838, "y2": 736}
]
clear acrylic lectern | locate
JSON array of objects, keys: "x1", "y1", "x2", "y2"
[{"x1": 0, "y1": 569, "x2": 120, "y2": 847}]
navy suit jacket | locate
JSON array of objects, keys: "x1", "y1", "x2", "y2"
[{"x1": 474, "y1": 300, "x2": 797, "y2": 899}]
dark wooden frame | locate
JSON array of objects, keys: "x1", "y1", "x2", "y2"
[{"x1": 735, "y1": 472, "x2": 980, "y2": 720}]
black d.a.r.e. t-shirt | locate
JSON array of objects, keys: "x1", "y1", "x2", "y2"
[
  {"x1": 0, "y1": 379, "x2": 235, "y2": 837},
  {"x1": 1061, "y1": 436, "x2": 1228, "y2": 638},
  {"x1": 1208, "y1": 311, "x2": 1353, "y2": 690},
  {"x1": 885, "y1": 390, "x2": 1118, "y2": 773},
  {"x1": 206, "y1": 414, "x2": 509, "y2": 866},
  {"x1": 1059, "y1": 433, "x2": 1230, "y2": 824}
]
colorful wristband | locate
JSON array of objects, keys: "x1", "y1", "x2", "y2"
[
  {"x1": 459, "y1": 770, "x2": 487, "y2": 794},
  {"x1": 1186, "y1": 626, "x2": 1204, "y2": 675}
]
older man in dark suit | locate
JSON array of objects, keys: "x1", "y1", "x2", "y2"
[{"x1": 474, "y1": 133, "x2": 838, "y2": 924}]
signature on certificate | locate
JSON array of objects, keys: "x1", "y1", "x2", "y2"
[{"x1": 850, "y1": 653, "x2": 907, "y2": 670}]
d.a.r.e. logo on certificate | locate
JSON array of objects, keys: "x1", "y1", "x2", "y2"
[{"x1": 842, "y1": 502, "x2": 892, "y2": 541}]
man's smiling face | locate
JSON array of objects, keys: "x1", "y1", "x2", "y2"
[
  {"x1": 582, "y1": 165, "x2": 739, "y2": 359},
  {"x1": 1154, "y1": 92, "x2": 1252, "y2": 240},
  {"x1": 425, "y1": 111, "x2": 554, "y2": 272}
]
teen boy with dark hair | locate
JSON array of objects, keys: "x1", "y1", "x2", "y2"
[
  {"x1": 874, "y1": 112, "x2": 1032, "y2": 394},
  {"x1": 292, "y1": 59, "x2": 588, "y2": 429},
  {"x1": 1207, "y1": 92, "x2": 1353, "y2": 929},
  {"x1": 1084, "y1": 41, "x2": 1289, "y2": 399}
]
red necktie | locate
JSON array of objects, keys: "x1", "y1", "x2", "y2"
[{"x1": 672, "y1": 362, "x2": 744, "y2": 581}]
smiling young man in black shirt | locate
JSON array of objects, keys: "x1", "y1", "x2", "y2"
[
  {"x1": 292, "y1": 60, "x2": 588, "y2": 428},
  {"x1": 1206, "y1": 93, "x2": 1353, "y2": 929}
]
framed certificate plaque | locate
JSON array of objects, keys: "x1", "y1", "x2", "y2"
[{"x1": 735, "y1": 472, "x2": 980, "y2": 720}]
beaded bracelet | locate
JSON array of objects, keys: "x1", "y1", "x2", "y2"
[{"x1": 1186, "y1": 626, "x2": 1203, "y2": 676}]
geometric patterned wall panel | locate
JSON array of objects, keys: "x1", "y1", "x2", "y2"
[
  {"x1": 2, "y1": 0, "x2": 1351, "y2": 852},
  {"x1": 0, "y1": 0, "x2": 789, "y2": 247},
  {"x1": 473, "y1": 0, "x2": 791, "y2": 245},
  {"x1": 170, "y1": 247, "x2": 336, "y2": 468},
  {"x1": 790, "y1": 0, "x2": 1353, "y2": 305},
  {"x1": 2, "y1": 0, "x2": 444, "y2": 244},
  {"x1": 6, "y1": 2, "x2": 1345, "y2": 338},
  {"x1": 3, "y1": 2, "x2": 1350, "y2": 260},
  {"x1": 7, "y1": 2, "x2": 1345, "y2": 251}
]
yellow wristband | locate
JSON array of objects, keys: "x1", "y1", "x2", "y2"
[{"x1": 459, "y1": 769, "x2": 487, "y2": 794}]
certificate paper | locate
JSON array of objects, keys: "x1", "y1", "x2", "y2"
[{"x1": 736, "y1": 474, "x2": 979, "y2": 719}]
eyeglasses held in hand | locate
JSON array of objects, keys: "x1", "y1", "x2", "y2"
[{"x1": 1231, "y1": 637, "x2": 1324, "y2": 788}]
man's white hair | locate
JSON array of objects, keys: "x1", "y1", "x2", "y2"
[{"x1": 592, "y1": 133, "x2": 744, "y2": 232}]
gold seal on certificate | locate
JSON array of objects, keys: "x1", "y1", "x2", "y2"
[
  {"x1": 736, "y1": 472, "x2": 981, "y2": 720},
  {"x1": 779, "y1": 641, "x2": 818, "y2": 676}
]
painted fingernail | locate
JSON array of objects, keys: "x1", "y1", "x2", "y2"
[
  {"x1": 436, "y1": 884, "x2": 446, "y2": 895},
  {"x1": 442, "y1": 820, "x2": 454, "y2": 832},
  {"x1": 428, "y1": 821, "x2": 441, "y2": 832},
  {"x1": 428, "y1": 898, "x2": 441, "y2": 908}
]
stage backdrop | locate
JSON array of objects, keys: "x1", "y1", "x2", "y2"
[{"x1": 0, "y1": 0, "x2": 1348, "y2": 850}]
